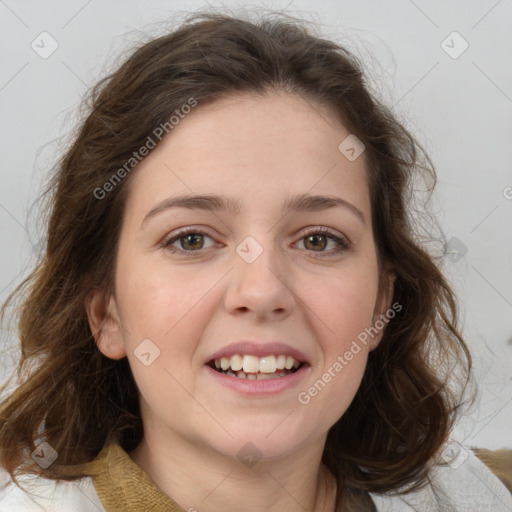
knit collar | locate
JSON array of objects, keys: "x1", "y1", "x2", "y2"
[{"x1": 83, "y1": 442, "x2": 183, "y2": 512}]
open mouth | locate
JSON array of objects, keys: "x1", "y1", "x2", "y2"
[{"x1": 207, "y1": 354, "x2": 305, "y2": 380}]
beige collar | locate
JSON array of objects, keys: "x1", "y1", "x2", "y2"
[{"x1": 83, "y1": 442, "x2": 183, "y2": 512}]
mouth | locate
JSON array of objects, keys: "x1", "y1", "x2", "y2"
[{"x1": 207, "y1": 354, "x2": 305, "y2": 380}]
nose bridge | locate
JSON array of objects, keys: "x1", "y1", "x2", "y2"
[
  {"x1": 235, "y1": 233, "x2": 285, "y2": 288},
  {"x1": 225, "y1": 232, "x2": 295, "y2": 318}
]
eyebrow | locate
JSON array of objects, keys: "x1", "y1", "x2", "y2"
[{"x1": 141, "y1": 193, "x2": 366, "y2": 228}]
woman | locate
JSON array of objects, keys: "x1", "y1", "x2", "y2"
[{"x1": 1, "y1": 11, "x2": 510, "y2": 511}]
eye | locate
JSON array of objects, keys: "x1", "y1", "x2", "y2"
[
  {"x1": 162, "y1": 228, "x2": 216, "y2": 253},
  {"x1": 161, "y1": 227, "x2": 350, "y2": 256},
  {"x1": 295, "y1": 228, "x2": 350, "y2": 256}
]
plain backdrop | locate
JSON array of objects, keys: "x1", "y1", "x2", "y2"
[{"x1": 0, "y1": 0, "x2": 511, "y2": 449}]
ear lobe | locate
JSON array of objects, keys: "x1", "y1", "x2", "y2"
[
  {"x1": 368, "y1": 262, "x2": 396, "y2": 351},
  {"x1": 85, "y1": 287, "x2": 126, "y2": 360}
]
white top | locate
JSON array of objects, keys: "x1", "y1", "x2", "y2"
[{"x1": 0, "y1": 446, "x2": 511, "y2": 511}]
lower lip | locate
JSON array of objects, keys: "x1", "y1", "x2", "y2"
[{"x1": 204, "y1": 364, "x2": 310, "y2": 395}]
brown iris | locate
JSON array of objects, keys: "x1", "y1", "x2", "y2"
[
  {"x1": 180, "y1": 233, "x2": 204, "y2": 250},
  {"x1": 304, "y1": 234, "x2": 327, "y2": 251}
]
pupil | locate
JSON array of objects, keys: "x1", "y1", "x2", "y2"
[
  {"x1": 307, "y1": 235, "x2": 326, "y2": 251},
  {"x1": 183, "y1": 234, "x2": 203, "y2": 250}
]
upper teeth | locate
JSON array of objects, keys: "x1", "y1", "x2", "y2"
[{"x1": 214, "y1": 354, "x2": 301, "y2": 373}]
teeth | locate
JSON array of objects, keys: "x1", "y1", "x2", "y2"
[
  {"x1": 242, "y1": 355, "x2": 260, "y2": 373},
  {"x1": 259, "y1": 355, "x2": 276, "y2": 373},
  {"x1": 225, "y1": 370, "x2": 289, "y2": 380},
  {"x1": 257, "y1": 372, "x2": 281, "y2": 380},
  {"x1": 212, "y1": 353, "x2": 302, "y2": 374},
  {"x1": 230, "y1": 354, "x2": 243, "y2": 371}
]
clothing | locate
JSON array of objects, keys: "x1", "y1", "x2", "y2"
[{"x1": 0, "y1": 442, "x2": 511, "y2": 511}]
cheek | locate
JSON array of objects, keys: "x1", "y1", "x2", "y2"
[
  {"x1": 294, "y1": 261, "x2": 377, "y2": 422},
  {"x1": 298, "y1": 333, "x2": 369, "y2": 432},
  {"x1": 115, "y1": 255, "x2": 217, "y2": 344},
  {"x1": 114, "y1": 260, "x2": 222, "y2": 399},
  {"x1": 304, "y1": 261, "x2": 379, "y2": 346},
  {"x1": 296, "y1": 349, "x2": 369, "y2": 440}
]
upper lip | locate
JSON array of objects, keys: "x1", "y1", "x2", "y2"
[{"x1": 205, "y1": 341, "x2": 310, "y2": 365}]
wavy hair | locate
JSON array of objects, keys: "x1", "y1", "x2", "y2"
[{"x1": 0, "y1": 11, "x2": 472, "y2": 510}]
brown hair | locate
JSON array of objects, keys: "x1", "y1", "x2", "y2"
[{"x1": 0, "y1": 10, "x2": 472, "y2": 510}]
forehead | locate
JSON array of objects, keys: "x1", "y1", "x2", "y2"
[{"x1": 124, "y1": 90, "x2": 370, "y2": 219}]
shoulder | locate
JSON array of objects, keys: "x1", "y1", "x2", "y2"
[
  {"x1": 0, "y1": 467, "x2": 105, "y2": 512},
  {"x1": 370, "y1": 444, "x2": 512, "y2": 511}
]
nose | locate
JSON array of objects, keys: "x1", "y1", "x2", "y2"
[{"x1": 223, "y1": 237, "x2": 295, "y2": 322}]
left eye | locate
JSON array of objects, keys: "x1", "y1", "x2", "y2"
[
  {"x1": 295, "y1": 229, "x2": 349, "y2": 254},
  {"x1": 162, "y1": 230, "x2": 215, "y2": 252},
  {"x1": 162, "y1": 228, "x2": 349, "y2": 255}
]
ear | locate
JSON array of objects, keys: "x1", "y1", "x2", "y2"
[
  {"x1": 85, "y1": 287, "x2": 127, "y2": 360},
  {"x1": 368, "y1": 260, "x2": 396, "y2": 351}
]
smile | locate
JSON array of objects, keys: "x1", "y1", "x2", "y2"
[{"x1": 208, "y1": 354, "x2": 303, "y2": 380}]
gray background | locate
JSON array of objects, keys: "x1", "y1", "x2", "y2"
[{"x1": 1, "y1": 0, "x2": 511, "y2": 449}]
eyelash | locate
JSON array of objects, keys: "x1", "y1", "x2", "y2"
[{"x1": 161, "y1": 227, "x2": 350, "y2": 257}]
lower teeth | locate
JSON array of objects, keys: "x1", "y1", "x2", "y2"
[{"x1": 222, "y1": 369, "x2": 294, "y2": 380}]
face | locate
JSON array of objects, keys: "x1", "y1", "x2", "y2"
[{"x1": 87, "y1": 91, "x2": 394, "y2": 461}]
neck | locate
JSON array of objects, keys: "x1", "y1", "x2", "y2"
[{"x1": 129, "y1": 429, "x2": 337, "y2": 512}]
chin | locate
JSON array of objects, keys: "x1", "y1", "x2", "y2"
[{"x1": 203, "y1": 422, "x2": 313, "y2": 463}]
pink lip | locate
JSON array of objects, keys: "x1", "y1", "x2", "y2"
[
  {"x1": 204, "y1": 363, "x2": 310, "y2": 395},
  {"x1": 205, "y1": 341, "x2": 309, "y2": 365}
]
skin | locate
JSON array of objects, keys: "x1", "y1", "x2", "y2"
[{"x1": 86, "y1": 90, "x2": 395, "y2": 511}]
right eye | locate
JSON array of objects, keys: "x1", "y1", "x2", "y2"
[{"x1": 162, "y1": 229, "x2": 217, "y2": 253}]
